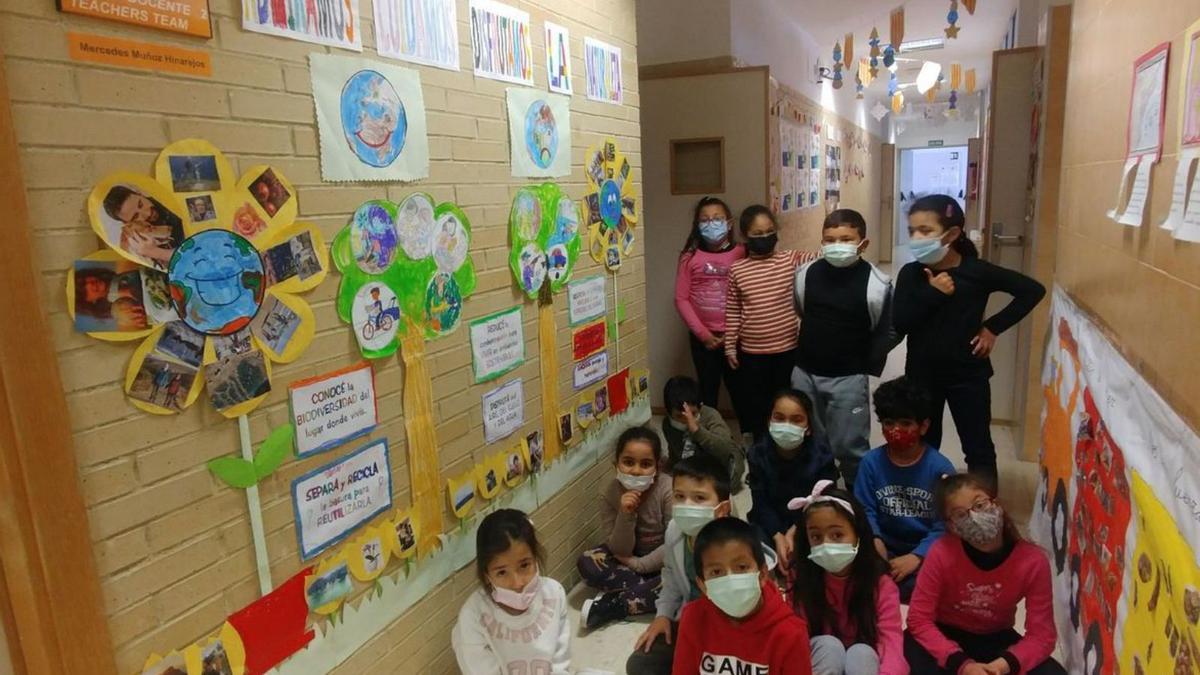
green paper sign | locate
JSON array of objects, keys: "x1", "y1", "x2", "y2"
[{"x1": 468, "y1": 306, "x2": 526, "y2": 383}]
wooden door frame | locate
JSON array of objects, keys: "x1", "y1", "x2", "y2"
[
  {"x1": 0, "y1": 49, "x2": 118, "y2": 675},
  {"x1": 878, "y1": 143, "x2": 895, "y2": 263},
  {"x1": 982, "y1": 46, "x2": 1042, "y2": 261}
]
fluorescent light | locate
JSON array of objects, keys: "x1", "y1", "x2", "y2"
[
  {"x1": 900, "y1": 37, "x2": 945, "y2": 53},
  {"x1": 916, "y1": 61, "x2": 942, "y2": 94}
]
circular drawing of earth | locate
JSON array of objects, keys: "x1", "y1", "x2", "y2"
[
  {"x1": 599, "y1": 179, "x2": 622, "y2": 228},
  {"x1": 350, "y1": 202, "x2": 399, "y2": 275},
  {"x1": 524, "y1": 100, "x2": 558, "y2": 169},
  {"x1": 168, "y1": 230, "x2": 264, "y2": 335},
  {"x1": 340, "y1": 70, "x2": 407, "y2": 168}
]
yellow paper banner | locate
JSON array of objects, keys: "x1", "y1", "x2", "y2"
[{"x1": 400, "y1": 320, "x2": 444, "y2": 554}]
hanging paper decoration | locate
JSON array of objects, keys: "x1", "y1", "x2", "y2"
[
  {"x1": 965, "y1": 68, "x2": 977, "y2": 94},
  {"x1": 584, "y1": 138, "x2": 639, "y2": 272},
  {"x1": 855, "y1": 68, "x2": 864, "y2": 99},
  {"x1": 67, "y1": 139, "x2": 328, "y2": 418},
  {"x1": 890, "y1": 6, "x2": 905, "y2": 51},
  {"x1": 946, "y1": 0, "x2": 960, "y2": 38},
  {"x1": 859, "y1": 59, "x2": 874, "y2": 89},
  {"x1": 949, "y1": 90, "x2": 959, "y2": 113},
  {"x1": 883, "y1": 44, "x2": 896, "y2": 70},
  {"x1": 843, "y1": 33, "x2": 854, "y2": 68},
  {"x1": 871, "y1": 101, "x2": 890, "y2": 122},
  {"x1": 333, "y1": 193, "x2": 477, "y2": 356},
  {"x1": 888, "y1": 71, "x2": 898, "y2": 97},
  {"x1": 892, "y1": 91, "x2": 904, "y2": 115},
  {"x1": 951, "y1": 63, "x2": 962, "y2": 90},
  {"x1": 868, "y1": 28, "x2": 881, "y2": 77},
  {"x1": 831, "y1": 41, "x2": 844, "y2": 89},
  {"x1": 509, "y1": 184, "x2": 582, "y2": 298},
  {"x1": 926, "y1": 87, "x2": 938, "y2": 103},
  {"x1": 963, "y1": 0, "x2": 977, "y2": 13}
]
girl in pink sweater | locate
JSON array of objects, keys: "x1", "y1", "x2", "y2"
[
  {"x1": 905, "y1": 473, "x2": 1065, "y2": 675},
  {"x1": 787, "y1": 480, "x2": 907, "y2": 675},
  {"x1": 674, "y1": 197, "x2": 745, "y2": 410}
]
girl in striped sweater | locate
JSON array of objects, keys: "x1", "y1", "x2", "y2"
[{"x1": 724, "y1": 205, "x2": 816, "y2": 439}]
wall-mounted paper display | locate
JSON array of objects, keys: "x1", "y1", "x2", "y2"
[
  {"x1": 60, "y1": 0, "x2": 212, "y2": 38},
  {"x1": 291, "y1": 439, "x2": 393, "y2": 559},
  {"x1": 503, "y1": 444, "x2": 527, "y2": 487},
  {"x1": 469, "y1": 306, "x2": 525, "y2": 383},
  {"x1": 572, "y1": 320, "x2": 606, "y2": 360},
  {"x1": 1110, "y1": 43, "x2": 1170, "y2": 227},
  {"x1": 508, "y1": 184, "x2": 583, "y2": 298},
  {"x1": 477, "y1": 456, "x2": 503, "y2": 499},
  {"x1": 385, "y1": 508, "x2": 419, "y2": 559},
  {"x1": 557, "y1": 410, "x2": 574, "y2": 444},
  {"x1": 1161, "y1": 20, "x2": 1200, "y2": 238},
  {"x1": 448, "y1": 470, "x2": 478, "y2": 518},
  {"x1": 374, "y1": 0, "x2": 460, "y2": 71},
  {"x1": 469, "y1": 0, "x2": 533, "y2": 85},
  {"x1": 525, "y1": 430, "x2": 544, "y2": 474},
  {"x1": 573, "y1": 351, "x2": 608, "y2": 389},
  {"x1": 482, "y1": 378, "x2": 524, "y2": 443},
  {"x1": 241, "y1": 0, "x2": 361, "y2": 50},
  {"x1": 305, "y1": 556, "x2": 352, "y2": 615},
  {"x1": 310, "y1": 54, "x2": 430, "y2": 183},
  {"x1": 345, "y1": 526, "x2": 390, "y2": 582},
  {"x1": 289, "y1": 363, "x2": 378, "y2": 457},
  {"x1": 582, "y1": 139, "x2": 638, "y2": 272},
  {"x1": 568, "y1": 274, "x2": 606, "y2": 325},
  {"x1": 545, "y1": 21, "x2": 573, "y2": 95},
  {"x1": 631, "y1": 368, "x2": 650, "y2": 397},
  {"x1": 333, "y1": 194, "x2": 478, "y2": 357},
  {"x1": 584, "y1": 37, "x2": 622, "y2": 104},
  {"x1": 576, "y1": 395, "x2": 595, "y2": 429},
  {"x1": 140, "y1": 622, "x2": 246, "y2": 675},
  {"x1": 593, "y1": 385, "x2": 609, "y2": 417},
  {"x1": 507, "y1": 89, "x2": 572, "y2": 178},
  {"x1": 607, "y1": 367, "x2": 630, "y2": 416},
  {"x1": 227, "y1": 567, "x2": 315, "y2": 674},
  {"x1": 67, "y1": 140, "x2": 327, "y2": 418}
]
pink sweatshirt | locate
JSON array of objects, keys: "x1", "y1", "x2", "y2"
[
  {"x1": 822, "y1": 574, "x2": 908, "y2": 675},
  {"x1": 907, "y1": 536, "x2": 1057, "y2": 673},
  {"x1": 674, "y1": 244, "x2": 746, "y2": 342}
]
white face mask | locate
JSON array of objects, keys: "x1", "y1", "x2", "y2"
[
  {"x1": 490, "y1": 572, "x2": 541, "y2": 611},
  {"x1": 822, "y1": 242, "x2": 862, "y2": 267},
  {"x1": 704, "y1": 572, "x2": 763, "y2": 618},
  {"x1": 616, "y1": 470, "x2": 656, "y2": 492},
  {"x1": 769, "y1": 422, "x2": 807, "y2": 450},
  {"x1": 672, "y1": 503, "x2": 723, "y2": 537},
  {"x1": 909, "y1": 236, "x2": 950, "y2": 264},
  {"x1": 808, "y1": 542, "x2": 859, "y2": 573}
]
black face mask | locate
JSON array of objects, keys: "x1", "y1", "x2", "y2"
[{"x1": 746, "y1": 233, "x2": 778, "y2": 256}]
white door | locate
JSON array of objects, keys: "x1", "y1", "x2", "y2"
[{"x1": 894, "y1": 146, "x2": 969, "y2": 263}]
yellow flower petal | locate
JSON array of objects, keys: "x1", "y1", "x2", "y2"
[
  {"x1": 345, "y1": 526, "x2": 390, "y2": 582},
  {"x1": 87, "y1": 172, "x2": 188, "y2": 272},
  {"x1": 259, "y1": 221, "x2": 330, "y2": 295},
  {"x1": 65, "y1": 250, "x2": 157, "y2": 343},
  {"x1": 236, "y1": 163, "x2": 298, "y2": 235},
  {"x1": 251, "y1": 290, "x2": 315, "y2": 364},
  {"x1": 154, "y1": 139, "x2": 237, "y2": 236},
  {"x1": 384, "y1": 507, "x2": 419, "y2": 560},
  {"x1": 208, "y1": 348, "x2": 273, "y2": 420},
  {"x1": 124, "y1": 326, "x2": 205, "y2": 415},
  {"x1": 306, "y1": 554, "x2": 352, "y2": 615}
]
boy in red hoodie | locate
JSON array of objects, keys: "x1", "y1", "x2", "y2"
[{"x1": 672, "y1": 517, "x2": 813, "y2": 675}]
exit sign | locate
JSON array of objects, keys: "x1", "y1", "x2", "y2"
[{"x1": 928, "y1": 140, "x2": 945, "y2": 147}]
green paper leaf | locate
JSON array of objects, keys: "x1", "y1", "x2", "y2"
[
  {"x1": 606, "y1": 316, "x2": 617, "y2": 340},
  {"x1": 254, "y1": 424, "x2": 295, "y2": 479},
  {"x1": 617, "y1": 302, "x2": 627, "y2": 322},
  {"x1": 208, "y1": 456, "x2": 258, "y2": 489}
]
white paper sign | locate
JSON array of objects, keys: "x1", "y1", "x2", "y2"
[
  {"x1": 573, "y1": 352, "x2": 608, "y2": 389},
  {"x1": 1118, "y1": 155, "x2": 1154, "y2": 227},
  {"x1": 1162, "y1": 149, "x2": 1199, "y2": 231},
  {"x1": 373, "y1": 0, "x2": 460, "y2": 71},
  {"x1": 584, "y1": 37, "x2": 622, "y2": 104},
  {"x1": 469, "y1": 0, "x2": 534, "y2": 85},
  {"x1": 292, "y1": 439, "x2": 392, "y2": 559},
  {"x1": 545, "y1": 21, "x2": 573, "y2": 95},
  {"x1": 568, "y1": 275, "x2": 606, "y2": 326},
  {"x1": 290, "y1": 363, "x2": 379, "y2": 457},
  {"x1": 469, "y1": 307, "x2": 525, "y2": 382},
  {"x1": 483, "y1": 379, "x2": 524, "y2": 443}
]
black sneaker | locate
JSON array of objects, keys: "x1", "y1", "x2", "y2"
[{"x1": 580, "y1": 590, "x2": 627, "y2": 631}]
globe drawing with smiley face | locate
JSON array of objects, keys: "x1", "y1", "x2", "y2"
[
  {"x1": 168, "y1": 230, "x2": 265, "y2": 335},
  {"x1": 341, "y1": 70, "x2": 408, "y2": 168}
]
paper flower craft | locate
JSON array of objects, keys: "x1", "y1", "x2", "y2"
[
  {"x1": 582, "y1": 138, "x2": 639, "y2": 272},
  {"x1": 67, "y1": 139, "x2": 328, "y2": 418},
  {"x1": 509, "y1": 183, "x2": 582, "y2": 298},
  {"x1": 331, "y1": 194, "x2": 478, "y2": 358}
]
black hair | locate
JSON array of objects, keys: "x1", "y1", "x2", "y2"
[
  {"x1": 738, "y1": 204, "x2": 776, "y2": 237},
  {"x1": 681, "y1": 196, "x2": 735, "y2": 255},
  {"x1": 475, "y1": 509, "x2": 544, "y2": 591},
  {"x1": 74, "y1": 267, "x2": 115, "y2": 318},
  {"x1": 772, "y1": 389, "x2": 814, "y2": 420},
  {"x1": 102, "y1": 185, "x2": 137, "y2": 221},
  {"x1": 614, "y1": 426, "x2": 663, "y2": 462},
  {"x1": 907, "y1": 194, "x2": 978, "y2": 258},
  {"x1": 692, "y1": 517, "x2": 765, "y2": 574},
  {"x1": 935, "y1": 472, "x2": 1021, "y2": 544},
  {"x1": 872, "y1": 376, "x2": 932, "y2": 423},
  {"x1": 671, "y1": 454, "x2": 732, "y2": 502},
  {"x1": 823, "y1": 209, "x2": 867, "y2": 239},
  {"x1": 791, "y1": 487, "x2": 884, "y2": 645},
  {"x1": 663, "y1": 375, "x2": 701, "y2": 413}
]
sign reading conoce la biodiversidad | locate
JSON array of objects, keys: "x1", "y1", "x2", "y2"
[{"x1": 290, "y1": 363, "x2": 378, "y2": 457}]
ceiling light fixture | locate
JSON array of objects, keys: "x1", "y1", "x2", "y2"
[
  {"x1": 900, "y1": 37, "x2": 946, "y2": 53},
  {"x1": 916, "y1": 61, "x2": 942, "y2": 94}
]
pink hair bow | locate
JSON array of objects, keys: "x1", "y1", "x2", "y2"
[{"x1": 787, "y1": 479, "x2": 853, "y2": 514}]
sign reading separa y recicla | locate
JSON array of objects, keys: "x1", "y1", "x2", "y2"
[
  {"x1": 292, "y1": 438, "x2": 392, "y2": 559},
  {"x1": 290, "y1": 363, "x2": 378, "y2": 457}
]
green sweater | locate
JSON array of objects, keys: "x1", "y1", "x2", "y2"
[{"x1": 660, "y1": 405, "x2": 745, "y2": 489}]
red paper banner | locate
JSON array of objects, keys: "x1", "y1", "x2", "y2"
[
  {"x1": 607, "y1": 368, "x2": 630, "y2": 416},
  {"x1": 228, "y1": 567, "x2": 314, "y2": 675},
  {"x1": 572, "y1": 321, "x2": 606, "y2": 360}
]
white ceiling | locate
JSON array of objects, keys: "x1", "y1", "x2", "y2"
[{"x1": 781, "y1": 0, "x2": 1020, "y2": 96}]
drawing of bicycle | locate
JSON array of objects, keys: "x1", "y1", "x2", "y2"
[{"x1": 363, "y1": 299, "x2": 400, "y2": 341}]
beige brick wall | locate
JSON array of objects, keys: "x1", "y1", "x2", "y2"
[{"x1": 2, "y1": 0, "x2": 644, "y2": 671}]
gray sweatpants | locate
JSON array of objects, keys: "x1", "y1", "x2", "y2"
[
  {"x1": 810, "y1": 635, "x2": 880, "y2": 675},
  {"x1": 791, "y1": 368, "x2": 871, "y2": 489}
]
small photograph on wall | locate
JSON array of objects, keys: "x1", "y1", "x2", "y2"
[
  {"x1": 201, "y1": 640, "x2": 233, "y2": 675},
  {"x1": 128, "y1": 353, "x2": 198, "y2": 412},
  {"x1": 167, "y1": 154, "x2": 220, "y2": 193},
  {"x1": 143, "y1": 653, "x2": 188, "y2": 675},
  {"x1": 73, "y1": 258, "x2": 149, "y2": 333},
  {"x1": 205, "y1": 350, "x2": 271, "y2": 412}
]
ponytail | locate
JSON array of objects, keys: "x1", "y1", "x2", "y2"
[{"x1": 908, "y1": 194, "x2": 977, "y2": 259}]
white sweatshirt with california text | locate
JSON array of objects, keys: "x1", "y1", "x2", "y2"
[{"x1": 451, "y1": 577, "x2": 570, "y2": 675}]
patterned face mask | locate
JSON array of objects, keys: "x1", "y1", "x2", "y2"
[{"x1": 952, "y1": 502, "x2": 1005, "y2": 547}]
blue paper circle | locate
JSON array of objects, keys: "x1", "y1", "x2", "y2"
[
  {"x1": 340, "y1": 70, "x2": 408, "y2": 168},
  {"x1": 524, "y1": 100, "x2": 558, "y2": 169},
  {"x1": 599, "y1": 180, "x2": 622, "y2": 228},
  {"x1": 168, "y1": 230, "x2": 264, "y2": 335}
]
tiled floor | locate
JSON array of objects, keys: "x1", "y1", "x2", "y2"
[{"x1": 569, "y1": 339, "x2": 1048, "y2": 673}]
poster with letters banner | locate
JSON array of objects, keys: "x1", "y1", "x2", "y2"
[
  {"x1": 240, "y1": 0, "x2": 361, "y2": 51},
  {"x1": 289, "y1": 363, "x2": 378, "y2": 457},
  {"x1": 545, "y1": 21, "x2": 573, "y2": 95},
  {"x1": 573, "y1": 351, "x2": 608, "y2": 389},
  {"x1": 292, "y1": 439, "x2": 392, "y2": 559},
  {"x1": 482, "y1": 378, "x2": 524, "y2": 443},
  {"x1": 469, "y1": 0, "x2": 533, "y2": 85},
  {"x1": 469, "y1": 307, "x2": 525, "y2": 383},
  {"x1": 374, "y1": 0, "x2": 460, "y2": 70},
  {"x1": 568, "y1": 274, "x2": 606, "y2": 326},
  {"x1": 584, "y1": 37, "x2": 622, "y2": 104}
]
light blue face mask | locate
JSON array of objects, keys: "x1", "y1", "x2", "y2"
[
  {"x1": 909, "y1": 236, "x2": 949, "y2": 264},
  {"x1": 704, "y1": 572, "x2": 762, "y2": 618},
  {"x1": 699, "y1": 219, "x2": 729, "y2": 243},
  {"x1": 808, "y1": 542, "x2": 859, "y2": 573},
  {"x1": 822, "y1": 242, "x2": 862, "y2": 268}
]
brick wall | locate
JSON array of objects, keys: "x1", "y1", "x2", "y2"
[{"x1": 1, "y1": 0, "x2": 644, "y2": 671}]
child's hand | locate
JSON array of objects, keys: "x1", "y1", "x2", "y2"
[
  {"x1": 773, "y1": 527, "x2": 796, "y2": 571},
  {"x1": 889, "y1": 553, "x2": 921, "y2": 581},
  {"x1": 960, "y1": 663, "x2": 992, "y2": 675},
  {"x1": 703, "y1": 333, "x2": 724, "y2": 350},
  {"x1": 619, "y1": 491, "x2": 642, "y2": 513},
  {"x1": 726, "y1": 353, "x2": 739, "y2": 370},
  {"x1": 874, "y1": 538, "x2": 889, "y2": 560},
  {"x1": 634, "y1": 616, "x2": 672, "y2": 652},
  {"x1": 681, "y1": 403, "x2": 701, "y2": 433},
  {"x1": 924, "y1": 267, "x2": 956, "y2": 295},
  {"x1": 981, "y1": 658, "x2": 1011, "y2": 675},
  {"x1": 970, "y1": 328, "x2": 998, "y2": 357}
]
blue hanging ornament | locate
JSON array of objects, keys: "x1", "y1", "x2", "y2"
[
  {"x1": 831, "y1": 42, "x2": 844, "y2": 89},
  {"x1": 855, "y1": 70, "x2": 864, "y2": 99},
  {"x1": 883, "y1": 44, "x2": 895, "y2": 70},
  {"x1": 868, "y1": 28, "x2": 881, "y2": 77},
  {"x1": 888, "y1": 71, "x2": 898, "y2": 97},
  {"x1": 946, "y1": 0, "x2": 961, "y2": 38},
  {"x1": 949, "y1": 90, "x2": 958, "y2": 110}
]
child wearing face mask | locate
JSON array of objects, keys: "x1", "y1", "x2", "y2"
[
  {"x1": 672, "y1": 517, "x2": 813, "y2": 674},
  {"x1": 725, "y1": 205, "x2": 818, "y2": 440},
  {"x1": 854, "y1": 377, "x2": 955, "y2": 602},
  {"x1": 675, "y1": 197, "x2": 746, "y2": 412},
  {"x1": 578, "y1": 427, "x2": 673, "y2": 630},
  {"x1": 905, "y1": 473, "x2": 1065, "y2": 675},
  {"x1": 628, "y1": 454, "x2": 764, "y2": 675},
  {"x1": 747, "y1": 390, "x2": 838, "y2": 572},
  {"x1": 894, "y1": 195, "x2": 1045, "y2": 490},
  {"x1": 787, "y1": 481, "x2": 906, "y2": 675},
  {"x1": 792, "y1": 209, "x2": 899, "y2": 490},
  {"x1": 452, "y1": 509, "x2": 570, "y2": 675},
  {"x1": 660, "y1": 376, "x2": 744, "y2": 492}
]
